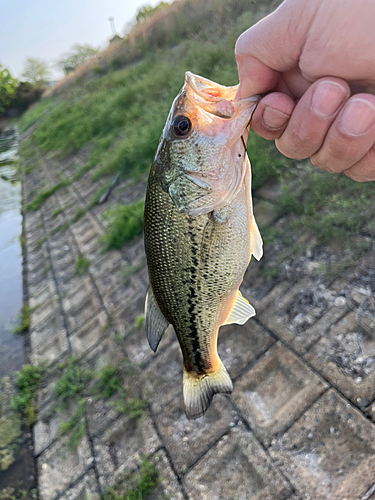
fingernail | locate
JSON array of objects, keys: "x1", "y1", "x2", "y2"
[
  {"x1": 339, "y1": 98, "x2": 375, "y2": 136},
  {"x1": 262, "y1": 106, "x2": 289, "y2": 129},
  {"x1": 311, "y1": 81, "x2": 347, "y2": 118}
]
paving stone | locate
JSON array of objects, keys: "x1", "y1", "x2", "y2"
[
  {"x1": 155, "y1": 393, "x2": 238, "y2": 474},
  {"x1": 28, "y1": 278, "x2": 57, "y2": 309},
  {"x1": 33, "y1": 400, "x2": 77, "y2": 456},
  {"x1": 61, "y1": 277, "x2": 103, "y2": 333},
  {"x1": 218, "y1": 320, "x2": 274, "y2": 380},
  {"x1": 90, "y1": 251, "x2": 123, "y2": 279},
  {"x1": 232, "y1": 342, "x2": 328, "y2": 447},
  {"x1": 258, "y1": 279, "x2": 348, "y2": 353},
  {"x1": 141, "y1": 341, "x2": 183, "y2": 412},
  {"x1": 305, "y1": 312, "x2": 375, "y2": 407},
  {"x1": 70, "y1": 310, "x2": 110, "y2": 356},
  {"x1": 112, "y1": 287, "x2": 145, "y2": 338},
  {"x1": 58, "y1": 469, "x2": 100, "y2": 500},
  {"x1": 152, "y1": 449, "x2": 185, "y2": 500},
  {"x1": 93, "y1": 260, "x2": 132, "y2": 298},
  {"x1": 269, "y1": 389, "x2": 375, "y2": 500},
  {"x1": 31, "y1": 298, "x2": 60, "y2": 328},
  {"x1": 38, "y1": 435, "x2": 93, "y2": 500},
  {"x1": 123, "y1": 320, "x2": 176, "y2": 370},
  {"x1": 85, "y1": 342, "x2": 141, "y2": 437},
  {"x1": 30, "y1": 310, "x2": 69, "y2": 364},
  {"x1": 121, "y1": 236, "x2": 146, "y2": 268},
  {"x1": 94, "y1": 412, "x2": 161, "y2": 488},
  {"x1": 28, "y1": 258, "x2": 54, "y2": 286},
  {"x1": 184, "y1": 427, "x2": 291, "y2": 500},
  {"x1": 242, "y1": 278, "x2": 289, "y2": 316}
]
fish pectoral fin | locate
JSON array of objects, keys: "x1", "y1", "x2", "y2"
[
  {"x1": 250, "y1": 215, "x2": 263, "y2": 261},
  {"x1": 183, "y1": 360, "x2": 233, "y2": 420},
  {"x1": 145, "y1": 286, "x2": 170, "y2": 352},
  {"x1": 222, "y1": 290, "x2": 256, "y2": 326}
]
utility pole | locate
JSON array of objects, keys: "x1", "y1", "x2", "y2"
[{"x1": 108, "y1": 17, "x2": 116, "y2": 36}]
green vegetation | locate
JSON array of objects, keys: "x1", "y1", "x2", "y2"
[
  {"x1": 12, "y1": 304, "x2": 35, "y2": 334},
  {"x1": 103, "y1": 459, "x2": 159, "y2": 500},
  {"x1": 279, "y1": 166, "x2": 375, "y2": 244},
  {"x1": 135, "y1": 315, "x2": 145, "y2": 329},
  {"x1": 75, "y1": 254, "x2": 90, "y2": 276},
  {"x1": 50, "y1": 357, "x2": 145, "y2": 449},
  {"x1": 58, "y1": 399, "x2": 87, "y2": 450},
  {"x1": 101, "y1": 200, "x2": 145, "y2": 250},
  {"x1": 92, "y1": 365, "x2": 123, "y2": 400},
  {"x1": 26, "y1": 178, "x2": 70, "y2": 211},
  {"x1": 19, "y1": 4, "x2": 288, "y2": 191},
  {"x1": 11, "y1": 364, "x2": 45, "y2": 426},
  {"x1": 53, "y1": 357, "x2": 92, "y2": 411},
  {"x1": 0, "y1": 63, "x2": 17, "y2": 113},
  {"x1": 51, "y1": 207, "x2": 64, "y2": 218}
]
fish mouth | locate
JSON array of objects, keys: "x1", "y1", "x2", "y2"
[{"x1": 185, "y1": 71, "x2": 260, "y2": 119}]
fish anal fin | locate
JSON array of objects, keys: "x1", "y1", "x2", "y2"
[
  {"x1": 222, "y1": 290, "x2": 256, "y2": 326},
  {"x1": 145, "y1": 286, "x2": 170, "y2": 352},
  {"x1": 250, "y1": 215, "x2": 263, "y2": 261},
  {"x1": 183, "y1": 360, "x2": 233, "y2": 420}
]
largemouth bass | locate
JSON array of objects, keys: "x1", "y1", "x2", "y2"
[{"x1": 144, "y1": 72, "x2": 262, "y2": 420}]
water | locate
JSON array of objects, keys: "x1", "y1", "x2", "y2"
[{"x1": 0, "y1": 125, "x2": 32, "y2": 496}]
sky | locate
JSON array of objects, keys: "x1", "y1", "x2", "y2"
[{"x1": 0, "y1": 0, "x2": 166, "y2": 79}]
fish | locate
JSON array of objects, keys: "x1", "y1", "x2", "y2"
[{"x1": 143, "y1": 71, "x2": 262, "y2": 420}]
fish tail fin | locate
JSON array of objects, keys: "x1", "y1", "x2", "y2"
[{"x1": 183, "y1": 359, "x2": 233, "y2": 420}]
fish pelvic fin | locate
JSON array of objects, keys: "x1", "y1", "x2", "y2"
[
  {"x1": 145, "y1": 286, "x2": 170, "y2": 352},
  {"x1": 222, "y1": 290, "x2": 256, "y2": 326},
  {"x1": 183, "y1": 360, "x2": 233, "y2": 420},
  {"x1": 250, "y1": 215, "x2": 263, "y2": 261}
]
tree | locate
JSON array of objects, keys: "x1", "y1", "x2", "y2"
[
  {"x1": 136, "y1": 2, "x2": 169, "y2": 23},
  {"x1": 0, "y1": 64, "x2": 17, "y2": 114},
  {"x1": 21, "y1": 58, "x2": 50, "y2": 85},
  {"x1": 57, "y1": 44, "x2": 99, "y2": 76}
]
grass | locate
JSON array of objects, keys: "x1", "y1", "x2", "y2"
[
  {"x1": 11, "y1": 364, "x2": 45, "y2": 426},
  {"x1": 26, "y1": 178, "x2": 71, "y2": 211},
  {"x1": 18, "y1": 8, "x2": 289, "y2": 191},
  {"x1": 53, "y1": 357, "x2": 93, "y2": 411},
  {"x1": 100, "y1": 200, "x2": 145, "y2": 250},
  {"x1": 103, "y1": 459, "x2": 159, "y2": 500},
  {"x1": 51, "y1": 207, "x2": 64, "y2": 218},
  {"x1": 12, "y1": 304, "x2": 40, "y2": 334},
  {"x1": 75, "y1": 254, "x2": 90, "y2": 276},
  {"x1": 51, "y1": 357, "x2": 146, "y2": 449},
  {"x1": 58, "y1": 399, "x2": 87, "y2": 450}
]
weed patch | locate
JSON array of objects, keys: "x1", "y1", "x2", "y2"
[
  {"x1": 58, "y1": 399, "x2": 87, "y2": 450},
  {"x1": 103, "y1": 459, "x2": 159, "y2": 500},
  {"x1": 11, "y1": 364, "x2": 45, "y2": 426},
  {"x1": 51, "y1": 207, "x2": 64, "y2": 218},
  {"x1": 75, "y1": 254, "x2": 90, "y2": 276},
  {"x1": 12, "y1": 304, "x2": 37, "y2": 335},
  {"x1": 26, "y1": 178, "x2": 71, "y2": 211},
  {"x1": 100, "y1": 200, "x2": 144, "y2": 250}
]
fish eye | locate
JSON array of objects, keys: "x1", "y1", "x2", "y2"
[{"x1": 172, "y1": 115, "x2": 192, "y2": 138}]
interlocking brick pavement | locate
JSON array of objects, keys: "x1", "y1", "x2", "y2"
[{"x1": 22, "y1": 144, "x2": 375, "y2": 500}]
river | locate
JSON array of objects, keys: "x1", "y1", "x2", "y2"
[{"x1": 0, "y1": 125, "x2": 33, "y2": 498}]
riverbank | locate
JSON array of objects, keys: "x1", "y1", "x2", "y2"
[{"x1": 19, "y1": 131, "x2": 375, "y2": 499}]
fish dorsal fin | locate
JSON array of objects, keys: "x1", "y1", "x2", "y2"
[
  {"x1": 222, "y1": 290, "x2": 256, "y2": 326},
  {"x1": 250, "y1": 215, "x2": 263, "y2": 261},
  {"x1": 145, "y1": 286, "x2": 170, "y2": 352}
]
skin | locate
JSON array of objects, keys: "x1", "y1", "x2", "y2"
[{"x1": 235, "y1": 0, "x2": 375, "y2": 182}]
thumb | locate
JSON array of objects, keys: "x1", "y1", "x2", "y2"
[{"x1": 235, "y1": 0, "x2": 319, "y2": 97}]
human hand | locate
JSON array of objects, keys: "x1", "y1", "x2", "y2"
[{"x1": 235, "y1": 0, "x2": 375, "y2": 182}]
